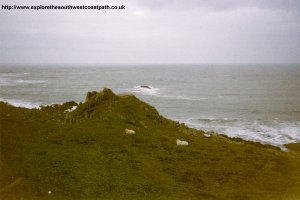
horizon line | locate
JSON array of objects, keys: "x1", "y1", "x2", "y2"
[{"x1": 1, "y1": 62, "x2": 300, "y2": 67}]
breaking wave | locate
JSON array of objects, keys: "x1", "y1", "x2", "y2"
[
  {"x1": 131, "y1": 85, "x2": 160, "y2": 95},
  {"x1": 16, "y1": 80, "x2": 46, "y2": 84},
  {"x1": 0, "y1": 98, "x2": 42, "y2": 109},
  {"x1": 130, "y1": 86, "x2": 207, "y2": 101},
  {"x1": 184, "y1": 118, "x2": 300, "y2": 150}
]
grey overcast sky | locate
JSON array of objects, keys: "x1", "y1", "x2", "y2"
[{"x1": 0, "y1": 0, "x2": 300, "y2": 65}]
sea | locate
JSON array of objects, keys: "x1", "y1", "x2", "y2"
[{"x1": 1, "y1": 64, "x2": 300, "y2": 150}]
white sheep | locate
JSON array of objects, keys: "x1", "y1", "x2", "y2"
[
  {"x1": 204, "y1": 133, "x2": 211, "y2": 138},
  {"x1": 125, "y1": 129, "x2": 135, "y2": 135},
  {"x1": 176, "y1": 139, "x2": 188, "y2": 146}
]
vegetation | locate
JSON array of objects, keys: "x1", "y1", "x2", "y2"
[{"x1": 1, "y1": 88, "x2": 300, "y2": 199}]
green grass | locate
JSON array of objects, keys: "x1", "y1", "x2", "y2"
[{"x1": 1, "y1": 88, "x2": 300, "y2": 199}]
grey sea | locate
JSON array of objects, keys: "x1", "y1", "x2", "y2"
[{"x1": 1, "y1": 64, "x2": 300, "y2": 149}]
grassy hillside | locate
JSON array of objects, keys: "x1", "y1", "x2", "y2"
[{"x1": 1, "y1": 88, "x2": 300, "y2": 199}]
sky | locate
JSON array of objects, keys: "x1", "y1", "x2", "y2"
[{"x1": 0, "y1": 0, "x2": 300, "y2": 65}]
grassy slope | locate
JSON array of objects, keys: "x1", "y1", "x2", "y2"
[{"x1": 1, "y1": 89, "x2": 300, "y2": 200}]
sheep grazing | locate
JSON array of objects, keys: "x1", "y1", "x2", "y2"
[
  {"x1": 125, "y1": 129, "x2": 135, "y2": 135},
  {"x1": 176, "y1": 139, "x2": 188, "y2": 146},
  {"x1": 204, "y1": 133, "x2": 211, "y2": 138}
]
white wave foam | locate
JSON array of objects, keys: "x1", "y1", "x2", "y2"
[
  {"x1": 65, "y1": 106, "x2": 77, "y2": 112},
  {"x1": 184, "y1": 118, "x2": 300, "y2": 150},
  {"x1": 16, "y1": 80, "x2": 46, "y2": 84},
  {"x1": 0, "y1": 72, "x2": 29, "y2": 77},
  {"x1": 0, "y1": 98, "x2": 41, "y2": 109},
  {"x1": 131, "y1": 85, "x2": 160, "y2": 95},
  {"x1": 128, "y1": 85, "x2": 207, "y2": 101}
]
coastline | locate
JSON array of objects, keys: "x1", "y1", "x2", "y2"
[
  {"x1": 0, "y1": 97, "x2": 298, "y2": 151},
  {"x1": 1, "y1": 88, "x2": 300, "y2": 199},
  {"x1": 1, "y1": 65, "x2": 299, "y2": 149}
]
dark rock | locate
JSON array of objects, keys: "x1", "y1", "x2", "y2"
[{"x1": 140, "y1": 85, "x2": 151, "y2": 89}]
